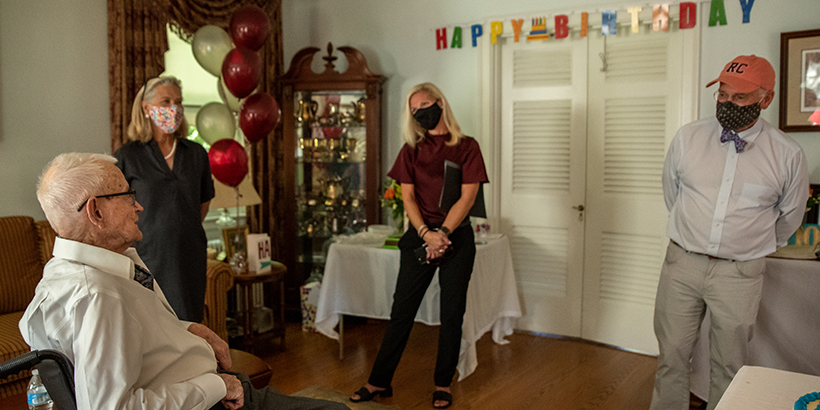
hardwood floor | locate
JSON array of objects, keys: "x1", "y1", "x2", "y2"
[{"x1": 255, "y1": 319, "x2": 703, "y2": 410}]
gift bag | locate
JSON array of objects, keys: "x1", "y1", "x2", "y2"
[
  {"x1": 247, "y1": 233, "x2": 271, "y2": 273},
  {"x1": 300, "y1": 281, "x2": 321, "y2": 332}
]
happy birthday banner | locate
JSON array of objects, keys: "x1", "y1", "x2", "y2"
[{"x1": 434, "y1": 0, "x2": 755, "y2": 49}]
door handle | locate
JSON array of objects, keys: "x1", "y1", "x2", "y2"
[{"x1": 572, "y1": 204, "x2": 585, "y2": 221}]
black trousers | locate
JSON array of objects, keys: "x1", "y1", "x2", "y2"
[{"x1": 367, "y1": 223, "x2": 476, "y2": 388}]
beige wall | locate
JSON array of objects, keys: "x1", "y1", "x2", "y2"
[
  {"x1": 0, "y1": 0, "x2": 109, "y2": 219},
  {"x1": 2, "y1": 0, "x2": 819, "y2": 220}
]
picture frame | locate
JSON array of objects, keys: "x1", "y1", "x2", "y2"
[
  {"x1": 779, "y1": 29, "x2": 820, "y2": 132},
  {"x1": 222, "y1": 225, "x2": 249, "y2": 261}
]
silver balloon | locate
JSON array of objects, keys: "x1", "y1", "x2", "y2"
[
  {"x1": 218, "y1": 76, "x2": 243, "y2": 112},
  {"x1": 196, "y1": 102, "x2": 236, "y2": 144},
  {"x1": 192, "y1": 25, "x2": 233, "y2": 77}
]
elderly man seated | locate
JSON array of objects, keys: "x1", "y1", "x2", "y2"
[{"x1": 20, "y1": 153, "x2": 348, "y2": 410}]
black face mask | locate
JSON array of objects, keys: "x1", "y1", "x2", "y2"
[
  {"x1": 413, "y1": 103, "x2": 443, "y2": 130},
  {"x1": 716, "y1": 100, "x2": 761, "y2": 131}
]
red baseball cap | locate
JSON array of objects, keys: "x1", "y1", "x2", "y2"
[{"x1": 706, "y1": 55, "x2": 775, "y2": 93}]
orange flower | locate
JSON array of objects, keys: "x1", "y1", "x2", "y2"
[{"x1": 384, "y1": 188, "x2": 395, "y2": 199}]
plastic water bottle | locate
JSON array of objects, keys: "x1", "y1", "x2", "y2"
[{"x1": 26, "y1": 369, "x2": 54, "y2": 410}]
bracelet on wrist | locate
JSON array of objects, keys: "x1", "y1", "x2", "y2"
[
  {"x1": 439, "y1": 226, "x2": 451, "y2": 236},
  {"x1": 421, "y1": 230, "x2": 429, "y2": 239}
]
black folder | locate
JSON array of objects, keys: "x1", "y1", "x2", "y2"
[{"x1": 438, "y1": 160, "x2": 487, "y2": 218}]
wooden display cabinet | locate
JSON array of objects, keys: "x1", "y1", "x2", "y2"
[{"x1": 281, "y1": 43, "x2": 385, "y2": 311}]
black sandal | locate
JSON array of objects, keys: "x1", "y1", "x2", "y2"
[
  {"x1": 432, "y1": 390, "x2": 452, "y2": 408},
  {"x1": 350, "y1": 386, "x2": 393, "y2": 402}
]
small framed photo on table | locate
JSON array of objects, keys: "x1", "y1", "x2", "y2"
[
  {"x1": 779, "y1": 28, "x2": 820, "y2": 132},
  {"x1": 222, "y1": 225, "x2": 249, "y2": 261}
]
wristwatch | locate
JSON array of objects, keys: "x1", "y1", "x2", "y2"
[{"x1": 439, "y1": 226, "x2": 451, "y2": 236}]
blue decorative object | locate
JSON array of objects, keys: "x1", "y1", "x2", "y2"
[
  {"x1": 794, "y1": 391, "x2": 820, "y2": 410},
  {"x1": 788, "y1": 223, "x2": 820, "y2": 245}
]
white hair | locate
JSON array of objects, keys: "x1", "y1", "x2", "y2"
[{"x1": 37, "y1": 153, "x2": 117, "y2": 240}]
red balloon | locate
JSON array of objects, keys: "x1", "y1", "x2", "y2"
[
  {"x1": 229, "y1": 5, "x2": 271, "y2": 51},
  {"x1": 240, "y1": 93, "x2": 281, "y2": 143},
  {"x1": 208, "y1": 139, "x2": 248, "y2": 187},
  {"x1": 221, "y1": 48, "x2": 262, "y2": 99}
]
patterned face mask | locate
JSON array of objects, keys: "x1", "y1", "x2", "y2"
[
  {"x1": 148, "y1": 104, "x2": 183, "y2": 134},
  {"x1": 715, "y1": 100, "x2": 761, "y2": 131}
]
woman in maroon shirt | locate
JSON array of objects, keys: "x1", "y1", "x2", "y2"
[{"x1": 351, "y1": 83, "x2": 488, "y2": 408}]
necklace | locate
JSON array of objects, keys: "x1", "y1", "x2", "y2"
[{"x1": 164, "y1": 139, "x2": 177, "y2": 160}]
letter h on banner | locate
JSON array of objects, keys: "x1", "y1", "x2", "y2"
[{"x1": 436, "y1": 28, "x2": 447, "y2": 50}]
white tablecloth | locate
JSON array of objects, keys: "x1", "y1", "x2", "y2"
[
  {"x1": 691, "y1": 258, "x2": 820, "y2": 400},
  {"x1": 715, "y1": 366, "x2": 820, "y2": 409},
  {"x1": 314, "y1": 236, "x2": 522, "y2": 380}
]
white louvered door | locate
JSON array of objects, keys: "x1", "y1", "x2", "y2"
[
  {"x1": 494, "y1": 14, "x2": 698, "y2": 353},
  {"x1": 580, "y1": 27, "x2": 689, "y2": 354},
  {"x1": 499, "y1": 37, "x2": 588, "y2": 336}
]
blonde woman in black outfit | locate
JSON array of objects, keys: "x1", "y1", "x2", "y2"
[{"x1": 350, "y1": 83, "x2": 488, "y2": 409}]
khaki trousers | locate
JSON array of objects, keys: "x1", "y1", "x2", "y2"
[{"x1": 649, "y1": 242, "x2": 764, "y2": 410}]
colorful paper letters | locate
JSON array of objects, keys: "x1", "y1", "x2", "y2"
[{"x1": 434, "y1": 0, "x2": 754, "y2": 50}]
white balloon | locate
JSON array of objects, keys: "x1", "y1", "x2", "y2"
[
  {"x1": 196, "y1": 102, "x2": 236, "y2": 144},
  {"x1": 218, "y1": 76, "x2": 243, "y2": 112},
  {"x1": 192, "y1": 25, "x2": 233, "y2": 77}
]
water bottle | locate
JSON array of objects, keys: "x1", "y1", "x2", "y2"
[{"x1": 26, "y1": 369, "x2": 54, "y2": 410}]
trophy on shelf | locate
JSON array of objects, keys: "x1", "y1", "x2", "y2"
[
  {"x1": 353, "y1": 98, "x2": 366, "y2": 124},
  {"x1": 295, "y1": 99, "x2": 318, "y2": 124},
  {"x1": 318, "y1": 102, "x2": 340, "y2": 127},
  {"x1": 339, "y1": 102, "x2": 356, "y2": 126}
]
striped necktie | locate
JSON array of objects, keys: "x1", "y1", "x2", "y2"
[{"x1": 134, "y1": 264, "x2": 155, "y2": 291}]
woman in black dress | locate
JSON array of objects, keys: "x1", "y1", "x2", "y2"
[
  {"x1": 114, "y1": 76, "x2": 215, "y2": 322},
  {"x1": 351, "y1": 83, "x2": 488, "y2": 408}
]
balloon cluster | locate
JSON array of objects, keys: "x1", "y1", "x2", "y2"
[{"x1": 192, "y1": 5, "x2": 281, "y2": 187}]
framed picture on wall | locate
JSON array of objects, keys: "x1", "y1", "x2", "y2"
[{"x1": 779, "y1": 28, "x2": 820, "y2": 132}]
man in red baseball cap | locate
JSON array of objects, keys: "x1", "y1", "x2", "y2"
[
  {"x1": 650, "y1": 55, "x2": 809, "y2": 410},
  {"x1": 707, "y1": 54, "x2": 776, "y2": 133}
]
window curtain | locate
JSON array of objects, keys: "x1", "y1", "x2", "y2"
[
  {"x1": 107, "y1": 0, "x2": 285, "y2": 260},
  {"x1": 108, "y1": 0, "x2": 168, "y2": 153}
]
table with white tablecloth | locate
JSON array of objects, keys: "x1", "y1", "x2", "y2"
[
  {"x1": 314, "y1": 235, "x2": 522, "y2": 381},
  {"x1": 691, "y1": 257, "x2": 820, "y2": 400},
  {"x1": 714, "y1": 366, "x2": 820, "y2": 409}
]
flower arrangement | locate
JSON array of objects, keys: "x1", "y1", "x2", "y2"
[{"x1": 381, "y1": 177, "x2": 404, "y2": 227}]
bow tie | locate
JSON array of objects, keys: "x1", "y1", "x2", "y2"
[{"x1": 720, "y1": 129, "x2": 747, "y2": 153}]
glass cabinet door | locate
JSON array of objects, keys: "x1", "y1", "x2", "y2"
[{"x1": 294, "y1": 90, "x2": 369, "y2": 281}]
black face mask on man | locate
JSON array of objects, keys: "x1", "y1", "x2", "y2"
[
  {"x1": 715, "y1": 100, "x2": 761, "y2": 131},
  {"x1": 413, "y1": 103, "x2": 443, "y2": 130}
]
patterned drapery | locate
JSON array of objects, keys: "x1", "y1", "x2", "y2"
[
  {"x1": 107, "y1": 0, "x2": 285, "y2": 259},
  {"x1": 108, "y1": 0, "x2": 168, "y2": 153}
]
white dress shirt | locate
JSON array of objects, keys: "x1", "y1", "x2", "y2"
[
  {"x1": 19, "y1": 237, "x2": 227, "y2": 410},
  {"x1": 663, "y1": 117, "x2": 809, "y2": 261}
]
